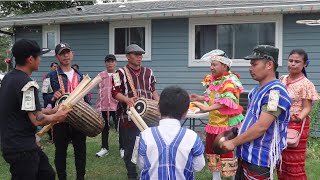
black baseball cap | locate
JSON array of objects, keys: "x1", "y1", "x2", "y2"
[
  {"x1": 12, "y1": 39, "x2": 50, "y2": 60},
  {"x1": 55, "y1": 43, "x2": 71, "y2": 55},
  {"x1": 244, "y1": 45, "x2": 279, "y2": 64},
  {"x1": 105, "y1": 54, "x2": 117, "y2": 62}
]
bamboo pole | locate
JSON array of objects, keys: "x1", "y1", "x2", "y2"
[
  {"x1": 69, "y1": 74, "x2": 101, "y2": 107},
  {"x1": 60, "y1": 74, "x2": 91, "y2": 109},
  {"x1": 129, "y1": 107, "x2": 148, "y2": 130},
  {"x1": 36, "y1": 123, "x2": 54, "y2": 140},
  {"x1": 36, "y1": 75, "x2": 101, "y2": 140},
  {"x1": 127, "y1": 111, "x2": 145, "y2": 131}
]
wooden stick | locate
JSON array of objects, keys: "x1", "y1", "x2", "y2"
[
  {"x1": 61, "y1": 74, "x2": 91, "y2": 109},
  {"x1": 69, "y1": 74, "x2": 102, "y2": 107},
  {"x1": 36, "y1": 75, "x2": 100, "y2": 141},
  {"x1": 127, "y1": 111, "x2": 145, "y2": 131},
  {"x1": 36, "y1": 123, "x2": 53, "y2": 139},
  {"x1": 129, "y1": 107, "x2": 148, "y2": 130}
]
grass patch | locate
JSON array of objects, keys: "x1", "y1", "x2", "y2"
[{"x1": 1, "y1": 130, "x2": 320, "y2": 179}]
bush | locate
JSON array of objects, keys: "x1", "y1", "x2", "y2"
[
  {"x1": 310, "y1": 98, "x2": 320, "y2": 130},
  {"x1": 309, "y1": 96, "x2": 320, "y2": 138}
]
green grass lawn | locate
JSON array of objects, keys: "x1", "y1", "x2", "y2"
[{"x1": 1, "y1": 130, "x2": 320, "y2": 180}]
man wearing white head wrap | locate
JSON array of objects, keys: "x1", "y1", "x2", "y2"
[
  {"x1": 190, "y1": 49, "x2": 244, "y2": 180},
  {"x1": 200, "y1": 49, "x2": 233, "y2": 68}
]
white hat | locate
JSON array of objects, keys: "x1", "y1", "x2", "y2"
[{"x1": 201, "y1": 49, "x2": 232, "y2": 68}]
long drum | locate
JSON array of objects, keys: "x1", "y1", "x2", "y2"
[
  {"x1": 56, "y1": 94, "x2": 105, "y2": 137},
  {"x1": 134, "y1": 98, "x2": 160, "y2": 127}
]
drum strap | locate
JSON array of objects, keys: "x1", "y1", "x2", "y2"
[
  {"x1": 123, "y1": 66, "x2": 138, "y2": 98},
  {"x1": 57, "y1": 71, "x2": 66, "y2": 94}
]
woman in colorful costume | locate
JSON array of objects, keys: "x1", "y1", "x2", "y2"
[{"x1": 191, "y1": 49, "x2": 244, "y2": 180}]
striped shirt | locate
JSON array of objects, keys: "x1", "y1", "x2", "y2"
[
  {"x1": 111, "y1": 65, "x2": 157, "y2": 128},
  {"x1": 138, "y1": 119, "x2": 205, "y2": 180},
  {"x1": 236, "y1": 80, "x2": 292, "y2": 168}
]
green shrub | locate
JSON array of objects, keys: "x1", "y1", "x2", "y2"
[{"x1": 310, "y1": 98, "x2": 320, "y2": 131}]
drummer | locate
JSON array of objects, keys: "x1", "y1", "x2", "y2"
[
  {"x1": 0, "y1": 39, "x2": 71, "y2": 179},
  {"x1": 43, "y1": 43, "x2": 90, "y2": 180},
  {"x1": 111, "y1": 44, "x2": 159, "y2": 180},
  {"x1": 190, "y1": 49, "x2": 244, "y2": 180}
]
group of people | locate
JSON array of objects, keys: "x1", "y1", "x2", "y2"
[{"x1": 0, "y1": 38, "x2": 318, "y2": 180}]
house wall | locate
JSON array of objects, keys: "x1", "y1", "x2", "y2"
[
  {"x1": 282, "y1": 13, "x2": 320, "y2": 89},
  {"x1": 14, "y1": 13, "x2": 320, "y2": 107}
]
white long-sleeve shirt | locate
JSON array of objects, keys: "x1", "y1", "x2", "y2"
[{"x1": 138, "y1": 118, "x2": 205, "y2": 180}]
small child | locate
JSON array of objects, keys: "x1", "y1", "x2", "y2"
[{"x1": 137, "y1": 86, "x2": 205, "y2": 180}]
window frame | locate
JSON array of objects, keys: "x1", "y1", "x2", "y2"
[
  {"x1": 109, "y1": 20, "x2": 152, "y2": 61},
  {"x1": 188, "y1": 15, "x2": 283, "y2": 67},
  {"x1": 42, "y1": 25, "x2": 60, "y2": 56}
]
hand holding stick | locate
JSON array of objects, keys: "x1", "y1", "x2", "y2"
[
  {"x1": 36, "y1": 75, "x2": 101, "y2": 140},
  {"x1": 127, "y1": 111, "x2": 145, "y2": 131},
  {"x1": 127, "y1": 107, "x2": 149, "y2": 131},
  {"x1": 129, "y1": 107, "x2": 148, "y2": 130}
]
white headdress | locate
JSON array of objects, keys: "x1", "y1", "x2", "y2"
[{"x1": 200, "y1": 49, "x2": 232, "y2": 68}]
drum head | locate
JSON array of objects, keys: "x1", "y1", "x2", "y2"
[
  {"x1": 134, "y1": 99, "x2": 147, "y2": 115},
  {"x1": 55, "y1": 94, "x2": 69, "y2": 107}
]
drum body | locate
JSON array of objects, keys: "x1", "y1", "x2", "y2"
[
  {"x1": 56, "y1": 94, "x2": 105, "y2": 137},
  {"x1": 134, "y1": 98, "x2": 160, "y2": 127}
]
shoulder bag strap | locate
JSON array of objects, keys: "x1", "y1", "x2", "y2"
[
  {"x1": 57, "y1": 71, "x2": 66, "y2": 94},
  {"x1": 123, "y1": 66, "x2": 138, "y2": 98},
  {"x1": 298, "y1": 117, "x2": 307, "y2": 139}
]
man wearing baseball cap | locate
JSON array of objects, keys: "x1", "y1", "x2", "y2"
[
  {"x1": 190, "y1": 49, "x2": 244, "y2": 179},
  {"x1": 221, "y1": 45, "x2": 292, "y2": 179},
  {"x1": 95, "y1": 54, "x2": 124, "y2": 158},
  {"x1": 111, "y1": 44, "x2": 159, "y2": 179},
  {"x1": 43, "y1": 42, "x2": 90, "y2": 180},
  {"x1": 0, "y1": 39, "x2": 71, "y2": 179}
]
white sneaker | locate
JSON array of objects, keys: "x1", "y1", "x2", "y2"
[
  {"x1": 120, "y1": 149, "x2": 125, "y2": 158},
  {"x1": 96, "y1": 148, "x2": 109, "y2": 157}
]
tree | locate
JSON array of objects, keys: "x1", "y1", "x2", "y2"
[
  {"x1": 0, "y1": 1, "x2": 95, "y2": 72},
  {"x1": 0, "y1": 35, "x2": 11, "y2": 72}
]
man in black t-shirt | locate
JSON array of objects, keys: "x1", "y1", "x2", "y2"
[{"x1": 0, "y1": 39, "x2": 71, "y2": 180}]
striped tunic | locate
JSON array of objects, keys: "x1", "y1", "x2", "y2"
[
  {"x1": 111, "y1": 65, "x2": 156, "y2": 128},
  {"x1": 138, "y1": 121, "x2": 204, "y2": 180},
  {"x1": 236, "y1": 80, "x2": 292, "y2": 168}
]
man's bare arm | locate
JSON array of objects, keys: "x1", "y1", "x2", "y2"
[
  {"x1": 41, "y1": 107, "x2": 58, "y2": 115},
  {"x1": 221, "y1": 111, "x2": 276, "y2": 151},
  {"x1": 233, "y1": 112, "x2": 276, "y2": 146},
  {"x1": 152, "y1": 90, "x2": 159, "y2": 101},
  {"x1": 197, "y1": 103, "x2": 225, "y2": 113},
  {"x1": 190, "y1": 93, "x2": 206, "y2": 102},
  {"x1": 28, "y1": 107, "x2": 71, "y2": 127},
  {"x1": 115, "y1": 93, "x2": 136, "y2": 107}
]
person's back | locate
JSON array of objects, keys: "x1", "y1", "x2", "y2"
[
  {"x1": 137, "y1": 86, "x2": 205, "y2": 180},
  {"x1": 139, "y1": 124, "x2": 203, "y2": 179}
]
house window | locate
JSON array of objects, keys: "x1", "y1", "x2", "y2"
[
  {"x1": 109, "y1": 20, "x2": 151, "y2": 61},
  {"x1": 114, "y1": 27, "x2": 145, "y2": 54},
  {"x1": 42, "y1": 25, "x2": 60, "y2": 56},
  {"x1": 189, "y1": 15, "x2": 283, "y2": 67}
]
